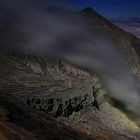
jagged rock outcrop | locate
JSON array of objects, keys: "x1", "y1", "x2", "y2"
[{"x1": 0, "y1": 92, "x2": 98, "y2": 140}]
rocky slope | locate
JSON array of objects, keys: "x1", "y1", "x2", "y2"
[
  {"x1": 0, "y1": 7, "x2": 140, "y2": 140},
  {"x1": 0, "y1": 92, "x2": 98, "y2": 140}
]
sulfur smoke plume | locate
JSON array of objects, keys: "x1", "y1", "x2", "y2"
[{"x1": 0, "y1": 0, "x2": 140, "y2": 124}]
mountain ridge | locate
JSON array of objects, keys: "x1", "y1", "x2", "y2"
[{"x1": 0, "y1": 7, "x2": 140, "y2": 140}]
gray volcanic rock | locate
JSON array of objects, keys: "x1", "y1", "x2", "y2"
[
  {"x1": 0, "y1": 92, "x2": 97, "y2": 140},
  {"x1": 0, "y1": 7, "x2": 140, "y2": 140}
]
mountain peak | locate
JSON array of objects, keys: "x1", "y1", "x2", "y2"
[
  {"x1": 83, "y1": 7, "x2": 93, "y2": 11},
  {"x1": 82, "y1": 7, "x2": 96, "y2": 13}
]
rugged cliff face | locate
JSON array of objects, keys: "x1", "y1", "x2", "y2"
[{"x1": 0, "y1": 7, "x2": 140, "y2": 140}]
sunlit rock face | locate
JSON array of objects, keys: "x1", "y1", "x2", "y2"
[{"x1": 0, "y1": 4, "x2": 140, "y2": 140}]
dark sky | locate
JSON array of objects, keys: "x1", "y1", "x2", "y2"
[{"x1": 43, "y1": 0, "x2": 140, "y2": 18}]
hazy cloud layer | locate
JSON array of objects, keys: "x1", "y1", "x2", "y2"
[{"x1": 113, "y1": 19, "x2": 140, "y2": 38}]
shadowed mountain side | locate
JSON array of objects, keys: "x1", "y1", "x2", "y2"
[
  {"x1": 81, "y1": 7, "x2": 140, "y2": 60},
  {"x1": 0, "y1": 6, "x2": 140, "y2": 140},
  {"x1": 1, "y1": 92, "x2": 139, "y2": 140},
  {"x1": 0, "y1": 92, "x2": 97, "y2": 140}
]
